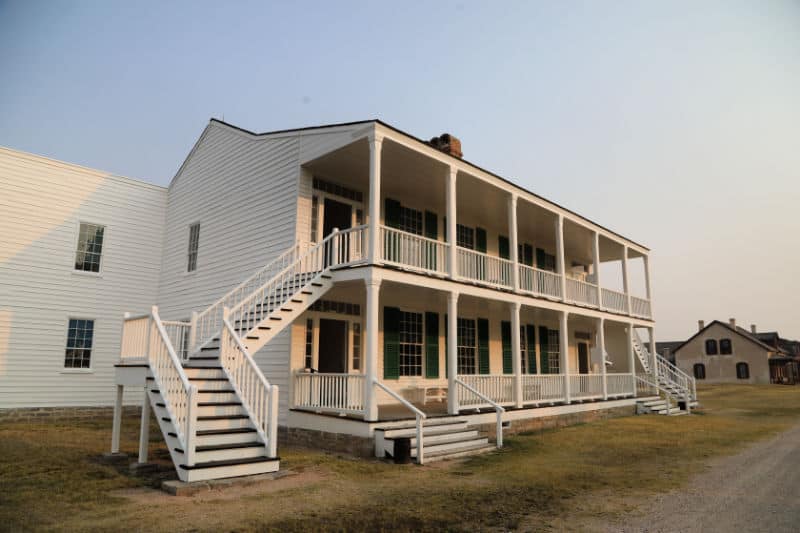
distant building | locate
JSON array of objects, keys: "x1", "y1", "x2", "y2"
[{"x1": 660, "y1": 319, "x2": 800, "y2": 385}]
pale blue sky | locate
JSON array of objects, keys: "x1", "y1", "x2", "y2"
[{"x1": 1, "y1": 1, "x2": 798, "y2": 340}]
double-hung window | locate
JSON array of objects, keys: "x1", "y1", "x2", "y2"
[
  {"x1": 74, "y1": 223, "x2": 105, "y2": 273},
  {"x1": 187, "y1": 223, "x2": 200, "y2": 272},
  {"x1": 398, "y1": 206, "x2": 423, "y2": 236},
  {"x1": 456, "y1": 224, "x2": 474, "y2": 249},
  {"x1": 399, "y1": 311, "x2": 423, "y2": 376},
  {"x1": 64, "y1": 319, "x2": 94, "y2": 369},
  {"x1": 546, "y1": 329, "x2": 560, "y2": 373},
  {"x1": 352, "y1": 323, "x2": 362, "y2": 371},
  {"x1": 520, "y1": 326, "x2": 529, "y2": 374},
  {"x1": 457, "y1": 318, "x2": 477, "y2": 374}
]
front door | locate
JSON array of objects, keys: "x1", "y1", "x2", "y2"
[
  {"x1": 578, "y1": 342, "x2": 589, "y2": 374},
  {"x1": 318, "y1": 319, "x2": 348, "y2": 373},
  {"x1": 323, "y1": 198, "x2": 352, "y2": 266}
]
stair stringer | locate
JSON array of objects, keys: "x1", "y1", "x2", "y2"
[{"x1": 144, "y1": 371, "x2": 193, "y2": 482}]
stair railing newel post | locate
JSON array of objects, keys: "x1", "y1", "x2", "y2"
[
  {"x1": 185, "y1": 384, "x2": 198, "y2": 466},
  {"x1": 188, "y1": 311, "x2": 198, "y2": 359}
]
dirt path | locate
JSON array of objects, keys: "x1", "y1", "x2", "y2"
[{"x1": 595, "y1": 422, "x2": 800, "y2": 532}]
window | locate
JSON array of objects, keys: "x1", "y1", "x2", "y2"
[
  {"x1": 187, "y1": 223, "x2": 200, "y2": 272},
  {"x1": 310, "y1": 195, "x2": 319, "y2": 242},
  {"x1": 64, "y1": 319, "x2": 94, "y2": 369},
  {"x1": 352, "y1": 323, "x2": 361, "y2": 371},
  {"x1": 720, "y1": 338, "x2": 732, "y2": 355},
  {"x1": 399, "y1": 206, "x2": 423, "y2": 235},
  {"x1": 457, "y1": 318, "x2": 477, "y2": 374},
  {"x1": 546, "y1": 329, "x2": 560, "y2": 373},
  {"x1": 304, "y1": 319, "x2": 314, "y2": 368},
  {"x1": 399, "y1": 311, "x2": 423, "y2": 376},
  {"x1": 313, "y1": 177, "x2": 363, "y2": 202},
  {"x1": 693, "y1": 363, "x2": 706, "y2": 380},
  {"x1": 456, "y1": 224, "x2": 474, "y2": 249},
  {"x1": 520, "y1": 326, "x2": 529, "y2": 374},
  {"x1": 355, "y1": 208, "x2": 364, "y2": 226},
  {"x1": 736, "y1": 362, "x2": 750, "y2": 380},
  {"x1": 309, "y1": 300, "x2": 361, "y2": 316},
  {"x1": 74, "y1": 223, "x2": 105, "y2": 272},
  {"x1": 705, "y1": 339, "x2": 718, "y2": 355}
]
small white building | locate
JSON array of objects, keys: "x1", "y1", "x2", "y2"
[{"x1": 0, "y1": 120, "x2": 696, "y2": 482}]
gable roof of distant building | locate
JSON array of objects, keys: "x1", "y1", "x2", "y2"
[{"x1": 671, "y1": 320, "x2": 778, "y2": 355}]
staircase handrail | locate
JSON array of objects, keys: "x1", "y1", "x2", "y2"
[
  {"x1": 454, "y1": 377, "x2": 505, "y2": 449},
  {"x1": 631, "y1": 330, "x2": 652, "y2": 373},
  {"x1": 373, "y1": 379, "x2": 427, "y2": 464},
  {"x1": 221, "y1": 316, "x2": 279, "y2": 457},
  {"x1": 634, "y1": 374, "x2": 676, "y2": 415},
  {"x1": 656, "y1": 355, "x2": 696, "y2": 401},
  {"x1": 191, "y1": 242, "x2": 302, "y2": 353}
]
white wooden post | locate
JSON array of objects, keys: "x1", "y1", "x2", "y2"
[
  {"x1": 648, "y1": 326, "x2": 658, "y2": 379},
  {"x1": 627, "y1": 324, "x2": 636, "y2": 396},
  {"x1": 364, "y1": 276, "x2": 381, "y2": 421},
  {"x1": 185, "y1": 385, "x2": 198, "y2": 466},
  {"x1": 508, "y1": 194, "x2": 519, "y2": 292},
  {"x1": 368, "y1": 135, "x2": 383, "y2": 265},
  {"x1": 137, "y1": 389, "x2": 150, "y2": 463},
  {"x1": 268, "y1": 385, "x2": 279, "y2": 457},
  {"x1": 332, "y1": 227, "x2": 340, "y2": 266},
  {"x1": 592, "y1": 232, "x2": 602, "y2": 309},
  {"x1": 111, "y1": 384, "x2": 124, "y2": 454},
  {"x1": 622, "y1": 245, "x2": 631, "y2": 314},
  {"x1": 598, "y1": 317, "x2": 607, "y2": 400},
  {"x1": 560, "y1": 310, "x2": 570, "y2": 404},
  {"x1": 643, "y1": 254, "x2": 652, "y2": 300},
  {"x1": 447, "y1": 291, "x2": 459, "y2": 415},
  {"x1": 446, "y1": 167, "x2": 457, "y2": 279},
  {"x1": 555, "y1": 215, "x2": 567, "y2": 301},
  {"x1": 189, "y1": 311, "x2": 198, "y2": 357},
  {"x1": 511, "y1": 302, "x2": 523, "y2": 408}
]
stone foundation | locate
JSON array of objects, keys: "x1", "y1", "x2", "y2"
[
  {"x1": 279, "y1": 426, "x2": 375, "y2": 458},
  {"x1": 0, "y1": 405, "x2": 141, "y2": 423}
]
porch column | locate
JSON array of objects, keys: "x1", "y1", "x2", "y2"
[
  {"x1": 508, "y1": 194, "x2": 519, "y2": 291},
  {"x1": 510, "y1": 302, "x2": 523, "y2": 408},
  {"x1": 643, "y1": 254, "x2": 653, "y2": 319},
  {"x1": 368, "y1": 134, "x2": 383, "y2": 265},
  {"x1": 446, "y1": 167, "x2": 458, "y2": 280},
  {"x1": 555, "y1": 215, "x2": 567, "y2": 301},
  {"x1": 138, "y1": 388, "x2": 151, "y2": 463},
  {"x1": 560, "y1": 310, "x2": 571, "y2": 404},
  {"x1": 597, "y1": 318, "x2": 607, "y2": 400},
  {"x1": 447, "y1": 291, "x2": 459, "y2": 414},
  {"x1": 592, "y1": 232, "x2": 602, "y2": 309},
  {"x1": 110, "y1": 385, "x2": 124, "y2": 454},
  {"x1": 648, "y1": 326, "x2": 658, "y2": 378},
  {"x1": 621, "y1": 245, "x2": 631, "y2": 314},
  {"x1": 627, "y1": 324, "x2": 637, "y2": 396},
  {"x1": 364, "y1": 276, "x2": 382, "y2": 421}
]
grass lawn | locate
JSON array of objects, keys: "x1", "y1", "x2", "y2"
[{"x1": 3, "y1": 384, "x2": 800, "y2": 532}]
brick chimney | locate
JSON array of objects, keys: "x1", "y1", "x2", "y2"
[
  {"x1": 751, "y1": 324, "x2": 757, "y2": 334},
  {"x1": 729, "y1": 318, "x2": 736, "y2": 329},
  {"x1": 428, "y1": 133, "x2": 463, "y2": 158},
  {"x1": 698, "y1": 320, "x2": 705, "y2": 331}
]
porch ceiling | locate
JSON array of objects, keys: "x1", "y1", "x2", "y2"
[{"x1": 304, "y1": 138, "x2": 370, "y2": 192}]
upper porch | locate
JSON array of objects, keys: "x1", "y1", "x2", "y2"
[{"x1": 299, "y1": 123, "x2": 653, "y2": 322}]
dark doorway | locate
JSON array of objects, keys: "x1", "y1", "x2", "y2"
[
  {"x1": 578, "y1": 342, "x2": 589, "y2": 374},
  {"x1": 323, "y1": 198, "x2": 352, "y2": 237},
  {"x1": 318, "y1": 319, "x2": 348, "y2": 373}
]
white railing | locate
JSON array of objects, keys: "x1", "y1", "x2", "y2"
[
  {"x1": 162, "y1": 320, "x2": 191, "y2": 361},
  {"x1": 455, "y1": 378, "x2": 504, "y2": 448},
  {"x1": 518, "y1": 264, "x2": 562, "y2": 299},
  {"x1": 228, "y1": 226, "x2": 366, "y2": 339},
  {"x1": 521, "y1": 374, "x2": 566, "y2": 404},
  {"x1": 601, "y1": 288, "x2": 628, "y2": 314},
  {"x1": 630, "y1": 296, "x2": 652, "y2": 319},
  {"x1": 120, "y1": 313, "x2": 151, "y2": 362},
  {"x1": 221, "y1": 318, "x2": 279, "y2": 457},
  {"x1": 632, "y1": 330, "x2": 652, "y2": 374},
  {"x1": 566, "y1": 278, "x2": 599, "y2": 307},
  {"x1": 568, "y1": 374, "x2": 604, "y2": 400},
  {"x1": 191, "y1": 243, "x2": 302, "y2": 354},
  {"x1": 656, "y1": 356, "x2": 697, "y2": 402},
  {"x1": 374, "y1": 379, "x2": 427, "y2": 464},
  {"x1": 380, "y1": 225, "x2": 449, "y2": 276},
  {"x1": 293, "y1": 372, "x2": 366, "y2": 415},
  {"x1": 456, "y1": 375, "x2": 515, "y2": 407},
  {"x1": 606, "y1": 373, "x2": 635, "y2": 397},
  {"x1": 457, "y1": 248, "x2": 514, "y2": 289}
]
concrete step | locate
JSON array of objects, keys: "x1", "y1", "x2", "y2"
[
  {"x1": 379, "y1": 420, "x2": 469, "y2": 440},
  {"x1": 411, "y1": 437, "x2": 490, "y2": 457},
  {"x1": 408, "y1": 429, "x2": 480, "y2": 447},
  {"x1": 415, "y1": 443, "x2": 497, "y2": 463}
]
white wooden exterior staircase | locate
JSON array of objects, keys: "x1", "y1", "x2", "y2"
[
  {"x1": 119, "y1": 227, "x2": 366, "y2": 482},
  {"x1": 375, "y1": 417, "x2": 496, "y2": 463},
  {"x1": 632, "y1": 331, "x2": 698, "y2": 416}
]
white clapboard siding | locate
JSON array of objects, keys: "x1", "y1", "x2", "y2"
[{"x1": 0, "y1": 146, "x2": 167, "y2": 408}]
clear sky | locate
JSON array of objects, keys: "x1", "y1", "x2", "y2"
[{"x1": 1, "y1": 0, "x2": 798, "y2": 341}]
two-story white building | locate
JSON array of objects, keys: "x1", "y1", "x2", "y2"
[{"x1": 0, "y1": 119, "x2": 696, "y2": 482}]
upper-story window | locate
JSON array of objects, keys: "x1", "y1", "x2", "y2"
[
  {"x1": 187, "y1": 223, "x2": 200, "y2": 272},
  {"x1": 399, "y1": 206, "x2": 423, "y2": 236},
  {"x1": 64, "y1": 318, "x2": 94, "y2": 369},
  {"x1": 74, "y1": 222, "x2": 105, "y2": 273},
  {"x1": 310, "y1": 195, "x2": 319, "y2": 243},
  {"x1": 457, "y1": 224, "x2": 474, "y2": 249},
  {"x1": 720, "y1": 338, "x2": 732, "y2": 355},
  {"x1": 313, "y1": 177, "x2": 363, "y2": 203},
  {"x1": 705, "y1": 339, "x2": 718, "y2": 355}
]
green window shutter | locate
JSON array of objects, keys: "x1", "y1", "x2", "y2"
[
  {"x1": 478, "y1": 318, "x2": 490, "y2": 375},
  {"x1": 501, "y1": 321, "x2": 512, "y2": 374},
  {"x1": 539, "y1": 326, "x2": 549, "y2": 374},
  {"x1": 385, "y1": 198, "x2": 401, "y2": 229},
  {"x1": 383, "y1": 307, "x2": 401, "y2": 379},
  {"x1": 536, "y1": 247, "x2": 546, "y2": 269},
  {"x1": 475, "y1": 227, "x2": 487, "y2": 253},
  {"x1": 425, "y1": 312, "x2": 439, "y2": 379},
  {"x1": 527, "y1": 325, "x2": 537, "y2": 374},
  {"x1": 498, "y1": 236, "x2": 510, "y2": 260},
  {"x1": 424, "y1": 211, "x2": 437, "y2": 240},
  {"x1": 524, "y1": 244, "x2": 534, "y2": 267}
]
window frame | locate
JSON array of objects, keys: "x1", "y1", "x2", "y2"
[
  {"x1": 736, "y1": 362, "x2": 750, "y2": 380},
  {"x1": 63, "y1": 317, "x2": 95, "y2": 372},
  {"x1": 398, "y1": 310, "x2": 424, "y2": 377},
  {"x1": 705, "y1": 339, "x2": 718, "y2": 356},
  {"x1": 719, "y1": 338, "x2": 732, "y2": 355},
  {"x1": 693, "y1": 363, "x2": 706, "y2": 380},
  {"x1": 456, "y1": 224, "x2": 475, "y2": 250},
  {"x1": 73, "y1": 221, "x2": 106, "y2": 275},
  {"x1": 187, "y1": 222, "x2": 200, "y2": 273},
  {"x1": 457, "y1": 317, "x2": 478, "y2": 375}
]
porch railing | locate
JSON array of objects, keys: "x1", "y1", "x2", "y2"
[
  {"x1": 521, "y1": 374, "x2": 566, "y2": 404},
  {"x1": 454, "y1": 377, "x2": 504, "y2": 448},
  {"x1": 162, "y1": 320, "x2": 191, "y2": 361},
  {"x1": 120, "y1": 313, "x2": 151, "y2": 362},
  {"x1": 568, "y1": 374, "x2": 604, "y2": 400},
  {"x1": 373, "y1": 379, "x2": 427, "y2": 464},
  {"x1": 380, "y1": 225, "x2": 448, "y2": 276},
  {"x1": 566, "y1": 278, "x2": 599, "y2": 307},
  {"x1": 601, "y1": 288, "x2": 628, "y2": 314},
  {"x1": 606, "y1": 373, "x2": 635, "y2": 397},
  {"x1": 518, "y1": 264, "x2": 562, "y2": 299},
  {"x1": 457, "y1": 247, "x2": 514, "y2": 289},
  {"x1": 456, "y1": 375, "x2": 515, "y2": 408},
  {"x1": 630, "y1": 296, "x2": 652, "y2": 319},
  {"x1": 293, "y1": 372, "x2": 366, "y2": 415}
]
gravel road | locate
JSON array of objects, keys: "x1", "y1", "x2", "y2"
[{"x1": 601, "y1": 422, "x2": 800, "y2": 533}]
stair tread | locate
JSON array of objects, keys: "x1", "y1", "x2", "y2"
[
  {"x1": 196, "y1": 427, "x2": 257, "y2": 436},
  {"x1": 179, "y1": 456, "x2": 278, "y2": 470},
  {"x1": 414, "y1": 442, "x2": 495, "y2": 459},
  {"x1": 198, "y1": 401, "x2": 242, "y2": 406},
  {"x1": 198, "y1": 389, "x2": 235, "y2": 394},
  {"x1": 195, "y1": 441, "x2": 263, "y2": 452},
  {"x1": 411, "y1": 435, "x2": 486, "y2": 449},
  {"x1": 385, "y1": 426, "x2": 475, "y2": 440},
  {"x1": 197, "y1": 414, "x2": 249, "y2": 421}
]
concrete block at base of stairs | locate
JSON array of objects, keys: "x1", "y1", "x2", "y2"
[
  {"x1": 161, "y1": 469, "x2": 294, "y2": 496},
  {"x1": 101, "y1": 452, "x2": 129, "y2": 462}
]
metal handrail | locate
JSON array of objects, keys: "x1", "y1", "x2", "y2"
[
  {"x1": 373, "y1": 379, "x2": 427, "y2": 464},
  {"x1": 455, "y1": 377, "x2": 505, "y2": 448}
]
